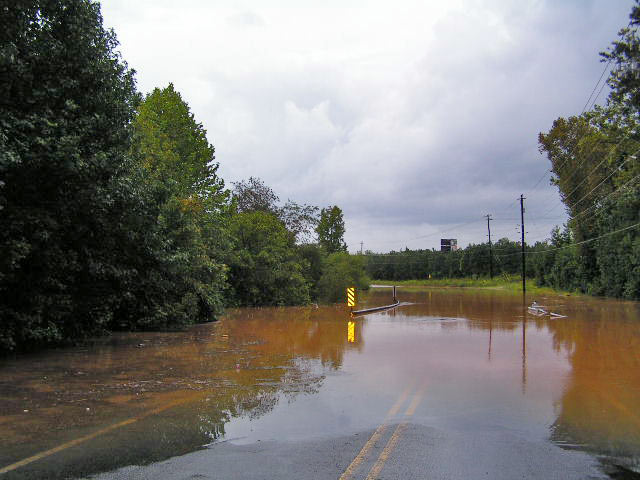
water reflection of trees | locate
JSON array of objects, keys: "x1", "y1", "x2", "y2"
[
  {"x1": 544, "y1": 304, "x2": 640, "y2": 471},
  {"x1": 369, "y1": 288, "x2": 524, "y2": 330},
  {"x1": 368, "y1": 288, "x2": 640, "y2": 471},
  {"x1": 0, "y1": 304, "x2": 357, "y2": 479}
]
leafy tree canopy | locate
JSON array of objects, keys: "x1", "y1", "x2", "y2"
[
  {"x1": 534, "y1": 0, "x2": 640, "y2": 299},
  {"x1": 132, "y1": 83, "x2": 226, "y2": 209},
  {"x1": 0, "y1": 0, "x2": 139, "y2": 351},
  {"x1": 226, "y1": 211, "x2": 310, "y2": 306},
  {"x1": 231, "y1": 177, "x2": 318, "y2": 243},
  {"x1": 602, "y1": 1, "x2": 640, "y2": 117},
  {"x1": 232, "y1": 177, "x2": 279, "y2": 213},
  {"x1": 318, "y1": 253, "x2": 369, "y2": 302},
  {"x1": 316, "y1": 206, "x2": 347, "y2": 253},
  {"x1": 279, "y1": 200, "x2": 319, "y2": 244},
  {"x1": 128, "y1": 84, "x2": 231, "y2": 327}
]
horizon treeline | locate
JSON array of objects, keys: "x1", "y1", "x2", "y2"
[
  {"x1": 0, "y1": 1, "x2": 368, "y2": 353},
  {"x1": 364, "y1": 239, "x2": 532, "y2": 282}
]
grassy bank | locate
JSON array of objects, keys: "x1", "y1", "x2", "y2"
[{"x1": 372, "y1": 277, "x2": 574, "y2": 296}]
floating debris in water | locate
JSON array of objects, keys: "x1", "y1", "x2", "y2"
[{"x1": 528, "y1": 301, "x2": 567, "y2": 318}]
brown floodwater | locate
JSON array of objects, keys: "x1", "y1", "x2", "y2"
[{"x1": 0, "y1": 287, "x2": 639, "y2": 478}]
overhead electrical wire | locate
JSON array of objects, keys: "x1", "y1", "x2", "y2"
[
  {"x1": 541, "y1": 140, "x2": 637, "y2": 215},
  {"x1": 571, "y1": 151, "x2": 638, "y2": 209},
  {"x1": 567, "y1": 171, "x2": 640, "y2": 223},
  {"x1": 377, "y1": 217, "x2": 484, "y2": 248},
  {"x1": 581, "y1": 59, "x2": 613, "y2": 114},
  {"x1": 494, "y1": 221, "x2": 640, "y2": 258},
  {"x1": 377, "y1": 65, "x2": 632, "y2": 253},
  {"x1": 517, "y1": 55, "x2": 616, "y2": 208}
]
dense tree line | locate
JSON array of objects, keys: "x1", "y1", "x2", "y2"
[
  {"x1": 533, "y1": 2, "x2": 640, "y2": 299},
  {"x1": 364, "y1": 238, "x2": 535, "y2": 281},
  {"x1": 0, "y1": 0, "x2": 368, "y2": 352}
]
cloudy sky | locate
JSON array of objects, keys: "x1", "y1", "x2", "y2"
[{"x1": 101, "y1": 0, "x2": 633, "y2": 253}]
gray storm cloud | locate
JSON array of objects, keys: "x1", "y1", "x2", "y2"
[{"x1": 101, "y1": 0, "x2": 632, "y2": 251}]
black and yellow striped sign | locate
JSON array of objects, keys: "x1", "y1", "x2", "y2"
[{"x1": 347, "y1": 287, "x2": 356, "y2": 307}]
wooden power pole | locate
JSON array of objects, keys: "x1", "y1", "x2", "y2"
[
  {"x1": 520, "y1": 195, "x2": 526, "y2": 295},
  {"x1": 485, "y1": 214, "x2": 493, "y2": 279}
]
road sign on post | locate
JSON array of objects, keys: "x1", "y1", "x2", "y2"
[{"x1": 347, "y1": 287, "x2": 356, "y2": 307}]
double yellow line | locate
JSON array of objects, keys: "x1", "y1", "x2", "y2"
[
  {"x1": 0, "y1": 391, "x2": 204, "y2": 475},
  {"x1": 340, "y1": 383, "x2": 426, "y2": 480},
  {"x1": 1, "y1": 385, "x2": 427, "y2": 478}
]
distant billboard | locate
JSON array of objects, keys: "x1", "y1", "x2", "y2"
[{"x1": 440, "y1": 238, "x2": 458, "y2": 252}]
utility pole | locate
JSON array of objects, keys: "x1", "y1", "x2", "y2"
[
  {"x1": 520, "y1": 194, "x2": 526, "y2": 295},
  {"x1": 485, "y1": 214, "x2": 493, "y2": 279},
  {"x1": 360, "y1": 241, "x2": 363, "y2": 255}
]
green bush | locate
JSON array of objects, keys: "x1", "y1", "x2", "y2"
[
  {"x1": 317, "y1": 253, "x2": 370, "y2": 303},
  {"x1": 226, "y1": 211, "x2": 310, "y2": 306}
]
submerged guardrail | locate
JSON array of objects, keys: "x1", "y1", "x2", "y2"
[
  {"x1": 351, "y1": 300, "x2": 401, "y2": 316},
  {"x1": 347, "y1": 285, "x2": 402, "y2": 316}
]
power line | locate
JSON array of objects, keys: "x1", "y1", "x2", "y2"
[
  {"x1": 544, "y1": 22, "x2": 629, "y2": 189},
  {"x1": 571, "y1": 151, "x2": 638, "y2": 209},
  {"x1": 522, "y1": 56, "x2": 615, "y2": 203},
  {"x1": 376, "y1": 138, "x2": 635, "y2": 252},
  {"x1": 367, "y1": 219, "x2": 640, "y2": 261},
  {"x1": 494, "y1": 221, "x2": 640, "y2": 258},
  {"x1": 541, "y1": 140, "x2": 636, "y2": 215},
  {"x1": 411, "y1": 218, "x2": 483, "y2": 241},
  {"x1": 582, "y1": 59, "x2": 613, "y2": 114},
  {"x1": 587, "y1": 75, "x2": 611, "y2": 112},
  {"x1": 567, "y1": 171, "x2": 640, "y2": 223},
  {"x1": 530, "y1": 128, "x2": 611, "y2": 215},
  {"x1": 378, "y1": 218, "x2": 484, "y2": 247}
]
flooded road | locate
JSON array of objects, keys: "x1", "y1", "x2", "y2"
[{"x1": 1, "y1": 287, "x2": 639, "y2": 479}]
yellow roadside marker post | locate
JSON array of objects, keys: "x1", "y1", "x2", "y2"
[{"x1": 347, "y1": 287, "x2": 356, "y2": 313}]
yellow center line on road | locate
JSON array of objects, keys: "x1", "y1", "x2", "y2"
[
  {"x1": 338, "y1": 385, "x2": 413, "y2": 480},
  {"x1": 364, "y1": 423, "x2": 408, "y2": 480},
  {"x1": 0, "y1": 391, "x2": 204, "y2": 475},
  {"x1": 364, "y1": 383, "x2": 427, "y2": 480}
]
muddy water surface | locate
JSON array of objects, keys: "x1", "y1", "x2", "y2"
[{"x1": 1, "y1": 288, "x2": 639, "y2": 478}]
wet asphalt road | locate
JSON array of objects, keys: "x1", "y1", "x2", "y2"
[{"x1": 91, "y1": 422, "x2": 605, "y2": 480}]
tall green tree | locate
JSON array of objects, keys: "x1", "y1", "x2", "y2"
[
  {"x1": 232, "y1": 177, "x2": 280, "y2": 213},
  {"x1": 602, "y1": 0, "x2": 640, "y2": 117},
  {"x1": 133, "y1": 84, "x2": 225, "y2": 203},
  {"x1": 317, "y1": 253, "x2": 370, "y2": 302},
  {"x1": 231, "y1": 177, "x2": 319, "y2": 244},
  {"x1": 535, "y1": 0, "x2": 640, "y2": 299},
  {"x1": 130, "y1": 84, "x2": 230, "y2": 325},
  {"x1": 279, "y1": 200, "x2": 319, "y2": 244},
  {"x1": 316, "y1": 206, "x2": 347, "y2": 253},
  {"x1": 0, "y1": 0, "x2": 141, "y2": 351},
  {"x1": 226, "y1": 211, "x2": 310, "y2": 306}
]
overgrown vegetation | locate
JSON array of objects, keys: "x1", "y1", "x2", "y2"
[
  {"x1": 370, "y1": 277, "x2": 565, "y2": 296},
  {"x1": 0, "y1": 0, "x2": 368, "y2": 353}
]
